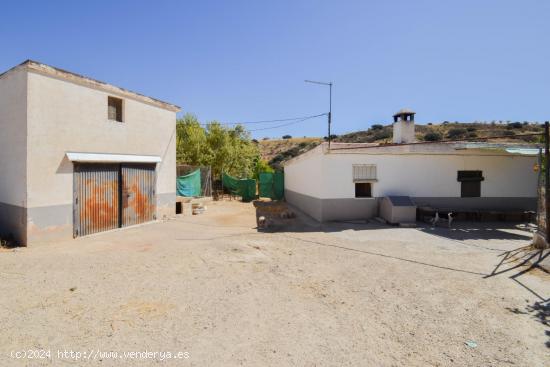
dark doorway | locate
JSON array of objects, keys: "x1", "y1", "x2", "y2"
[{"x1": 355, "y1": 182, "x2": 372, "y2": 198}]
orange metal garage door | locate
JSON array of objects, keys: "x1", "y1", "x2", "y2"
[{"x1": 73, "y1": 163, "x2": 156, "y2": 237}]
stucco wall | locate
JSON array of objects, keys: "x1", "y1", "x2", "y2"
[
  {"x1": 285, "y1": 148, "x2": 538, "y2": 222},
  {"x1": 25, "y1": 71, "x2": 177, "y2": 237},
  {"x1": 284, "y1": 146, "x2": 324, "y2": 197},
  {"x1": 0, "y1": 68, "x2": 27, "y2": 206},
  {"x1": 321, "y1": 152, "x2": 537, "y2": 199},
  {"x1": 0, "y1": 68, "x2": 27, "y2": 242}
]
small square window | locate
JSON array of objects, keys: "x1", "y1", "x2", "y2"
[
  {"x1": 108, "y1": 96, "x2": 123, "y2": 122},
  {"x1": 355, "y1": 182, "x2": 372, "y2": 198}
]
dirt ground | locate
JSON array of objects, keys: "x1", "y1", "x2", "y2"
[{"x1": 0, "y1": 200, "x2": 548, "y2": 366}]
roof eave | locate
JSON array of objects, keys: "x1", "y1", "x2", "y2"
[{"x1": 3, "y1": 60, "x2": 181, "y2": 113}]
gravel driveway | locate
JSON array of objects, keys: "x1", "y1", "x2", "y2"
[{"x1": 0, "y1": 200, "x2": 548, "y2": 366}]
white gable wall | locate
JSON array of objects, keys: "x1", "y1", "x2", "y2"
[
  {"x1": 26, "y1": 71, "x2": 177, "y2": 209},
  {"x1": 23, "y1": 70, "x2": 177, "y2": 243},
  {"x1": 284, "y1": 147, "x2": 324, "y2": 198}
]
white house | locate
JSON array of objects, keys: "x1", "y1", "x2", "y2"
[
  {"x1": 284, "y1": 110, "x2": 538, "y2": 222},
  {"x1": 0, "y1": 60, "x2": 180, "y2": 245}
]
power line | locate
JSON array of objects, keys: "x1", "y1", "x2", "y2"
[
  {"x1": 199, "y1": 113, "x2": 327, "y2": 126},
  {"x1": 248, "y1": 114, "x2": 326, "y2": 132}
]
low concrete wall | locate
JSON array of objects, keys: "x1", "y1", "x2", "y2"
[
  {"x1": 285, "y1": 190, "x2": 323, "y2": 221},
  {"x1": 286, "y1": 190, "x2": 537, "y2": 223},
  {"x1": 0, "y1": 202, "x2": 27, "y2": 244},
  {"x1": 321, "y1": 198, "x2": 379, "y2": 221},
  {"x1": 285, "y1": 190, "x2": 379, "y2": 222}
]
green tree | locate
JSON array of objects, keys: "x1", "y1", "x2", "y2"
[
  {"x1": 176, "y1": 113, "x2": 210, "y2": 165},
  {"x1": 253, "y1": 158, "x2": 274, "y2": 180},
  {"x1": 176, "y1": 115, "x2": 260, "y2": 179}
]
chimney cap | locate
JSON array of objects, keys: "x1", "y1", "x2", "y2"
[{"x1": 393, "y1": 108, "x2": 416, "y2": 118}]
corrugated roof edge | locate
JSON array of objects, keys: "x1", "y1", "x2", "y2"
[{"x1": 0, "y1": 60, "x2": 181, "y2": 112}]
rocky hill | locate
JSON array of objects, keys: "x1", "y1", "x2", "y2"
[
  {"x1": 335, "y1": 121, "x2": 542, "y2": 144},
  {"x1": 259, "y1": 122, "x2": 543, "y2": 168},
  {"x1": 258, "y1": 137, "x2": 322, "y2": 169}
]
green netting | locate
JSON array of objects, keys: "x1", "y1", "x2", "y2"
[
  {"x1": 259, "y1": 172, "x2": 274, "y2": 198},
  {"x1": 222, "y1": 173, "x2": 257, "y2": 202},
  {"x1": 177, "y1": 169, "x2": 201, "y2": 197},
  {"x1": 273, "y1": 171, "x2": 284, "y2": 200},
  {"x1": 258, "y1": 171, "x2": 284, "y2": 200}
]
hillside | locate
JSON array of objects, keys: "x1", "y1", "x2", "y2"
[
  {"x1": 335, "y1": 121, "x2": 543, "y2": 144},
  {"x1": 260, "y1": 122, "x2": 543, "y2": 168},
  {"x1": 258, "y1": 137, "x2": 322, "y2": 169}
]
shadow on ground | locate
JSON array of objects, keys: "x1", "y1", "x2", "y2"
[
  {"x1": 255, "y1": 201, "x2": 535, "y2": 241},
  {"x1": 255, "y1": 201, "x2": 550, "y2": 348}
]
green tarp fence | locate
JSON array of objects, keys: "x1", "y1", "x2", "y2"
[
  {"x1": 177, "y1": 169, "x2": 201, "y2": 197},
  {"x1": 222, "y1": 172, "x2": 256, "y2": 202},
  {"x1": 259, "y1": 171, "x2": 284, "y2": 200}
]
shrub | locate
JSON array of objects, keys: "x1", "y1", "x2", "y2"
[
  {"x1": 282, "y1": 135, "x2": 292, "y2": 139},
  {"x1": 507, "y1": 122, "x2": 523, "y2": 129},
  {"x1": 447, "y1": 128, "x2": 467, "y2": 139},
  {"x1": 371, "y1": 124, "x2": 384, "y2": 131},
  {"x1": 373, "y1": 129, "x2": 391, "y2": 140},
  {"x1": 424, "y1": 132, "x2": 442, "y2": 141},
  {"x1": 466, "y1": 126, "x2": 476, "y2": 132},
  {"x1": 468, "y1": 132, "x2": 478, "y2": 138}
]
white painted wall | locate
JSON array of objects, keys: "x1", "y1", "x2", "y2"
[
  {"x1": 287, "y1": 149, "x2": 537, "y2": 199},
  {"x1": 0, "y1": 68, "x2": 27, "y2": 206},
  {"x1": 284, "y1": 146, "x2": 324, "y2": 197},
  {"x1": 26, "y1": 71, "x2": 177, "y2": 208}
]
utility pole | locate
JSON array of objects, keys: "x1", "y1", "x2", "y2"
[
  {"x1": 545, "y1": 121, "x2": 549, "y2": 243},
  {"x1": 305, "y1": 80, "x2": 333, "y2": 150}
]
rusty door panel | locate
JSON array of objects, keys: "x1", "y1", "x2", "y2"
[
  {"x1": 121, "y1": 163, "x2": 156, "y2": 227},
  {"x1": 73, "y1": 163, "x2": 120, "y2": 237}
]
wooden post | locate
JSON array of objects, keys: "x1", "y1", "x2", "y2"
[{"x1": 545, "y1": 122, "x2": 549, "y2": 242}]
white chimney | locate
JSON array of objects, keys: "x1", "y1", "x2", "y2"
[{"x1": 392, "y1": 108, "x2": 416, "y2": 144}]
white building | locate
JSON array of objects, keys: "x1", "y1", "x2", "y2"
[
  {"x1": 284, "y1": 110, "x2": 538, "y2": 222},
  {"x1": 0, "y1": 60, "x2": 180, "y2": 245}
]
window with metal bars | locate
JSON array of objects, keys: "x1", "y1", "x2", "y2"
[{"x1": 353, "y1": 164, "x2": 377, "y2": 182}]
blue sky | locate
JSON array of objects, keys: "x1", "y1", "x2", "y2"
[{"x1": 1, "y1": 0, "x2": 548, "y2": 138}]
